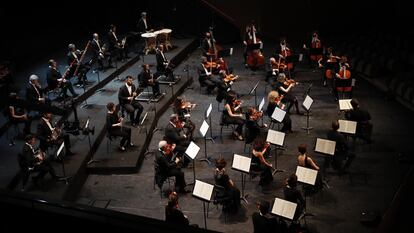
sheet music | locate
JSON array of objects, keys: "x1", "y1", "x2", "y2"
[
  {"x1": 339, "y1": 99, "x2": 353, "y2": 111},
  {"x1": 302, "y1": 95, "x2": 313, "y2": 111},
  {"x1": 266, "y1": 129, "x2": 285, "y2": 146},
  {"x1": 199, "y1": 120, "x2": 209, "y2": 137},
  {"x1": 232, "y1": 154, "x2": 251, "y2": 173},
  {"x1": 258, "y1": 97, "x2": 265, "y2": 112},
  {"x1": 271, "y1": 198, "x2": 297, "y2": 220},
  {"x1": 56, "y1": 142, "x2": 65, "y2": 157},
  {"x1": 271, "y1": 107, "x2": 286, "y2": 123},
  {"x1": 338, "y1": 119, "x2": 357, "y2": 134},
  {"x1": 192, "y1": 180, "x2": 214, "y2": 202},
  {"x1": 185, "y1": 141, "x2": 200, "y2": 160},
  {"x1": 206, "y1": 103, "x2": 212, "y2": 118},
  {"x1": 140, "y1": 112, "x2": 148, "y2": 125},
  {"x1": 315, "y1": 138, "x2": 336, "y2": 155},
  {"x1": 295, "y1": 166, "x2": 318, "y2": 185},
  {"x1": 250, "y1": 81, "x2": 259, "y2": 94}
]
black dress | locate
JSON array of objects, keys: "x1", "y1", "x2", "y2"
[
  {"x1": 251, "y1": 151, "x2": 273, "y2": 186},
  {"x1": 214, "y1": 169, "x2": 241, "y2": 213}
]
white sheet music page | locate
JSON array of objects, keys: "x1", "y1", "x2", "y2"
[
  {"x1": 302, "y1": 95, "x2": 313, "y2": 111},
  {"x1": 206, "y1": 103, "x2": 212, "y2": 118},
  {"x1": 199, "y1": 120, "x2": 209, "y2": 137},
  {"x1": 339, "y1": 99, "x2": 353, "y2": 111},
  {"x1": 315, "y1": 138, "x2": 336, "y2": 155},
  {"x1": 296, "y1": 166, "x2": 318, "y2": 185},
  {"x1": 192, "y1": 180, "x2": 214, "y2": 202},
  {"x1": 185, "y1": 141, "x2": 200, "y2": 160},
  {"x1": 232, "y1": 154, "x2": 251, "y2": 173},
  {"x1": 338, "y1": 119, "x2": 357, "y2": 134},
  {"x1": 271, "y1": 107, "x2": 286, "y2": 123},
  {"x1": 259, "y1": 97, "x2": 265, "y2": 112},
  {"x1": 266, "y1": 129, "x2": 285, "y2": 146},
  {"x1": 271, "y1": 198, "x2": 297, "y2": 220}
]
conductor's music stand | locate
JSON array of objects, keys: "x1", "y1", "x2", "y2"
[
  {"x1": 192, "y1": 180, "x2": 214, "y2": 229},
  {"x1": 199, "y1": 120, "x2": 212, "y2": 165},
  {"x1": 55, "y1": 142, "x2": 72, "y2": 184},
  {"x1": 301, "y1": 95, "x2": 314, "y2": 134},
  {"x1": 266, "y1": 129, "x2": 285, "y2": 175},
  {"x1": 231, "y1": 154, "x2": 251, "y2": 204},
  {"x1": 185, "y1": 141, "x2": 200, "y2": 185},
  {"x1": 205, "y1": 103, "x2": 215, "y2": 143}
]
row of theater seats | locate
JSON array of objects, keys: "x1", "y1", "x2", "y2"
[{"x1": 328, "y1": 30, "x2": 414, "y2": 110}]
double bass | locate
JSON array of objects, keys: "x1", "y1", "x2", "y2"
[
  {"x1": 280, "y1": 39, "x2": 293, "y2": 71},
  {"x1": 207, "y1": 27, "x2": 222, "y2": 61},
  {"x1": 245, "y1": 24, "x2": 265, "y2": 69}
]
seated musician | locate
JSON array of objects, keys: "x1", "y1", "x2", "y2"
[
  {"x1": 8, "y1": 92, "x2": 32, "y2": 134},
  {"x1": 319, "y1": 47, "x2": 340, "y2": 87},
  {"x1": 118, "y1": 75, "x2": 143, "y2": 127},
  {"x1": 214, "y1": 158, "x2": 241, "y2": 213},
  {"x1": 252, "y1": 200, "x2": 287, "y2": 233},
  {"x1": 269, "y1": 57, "x2": 287, "y2": 77},
  {"x1": 283, "y1": 174, "x2": 305, "y2": 222},
  {"x1": 297, "y1": 144, "x2": 322, "y2": 192},
  {"x1": 155, "y1": 44, "x2": 175, "y2": 80},
  {"x1": 138, "y1": 64, "x2": 160, "y2": 96},
  {"x1": 303, "y1": 31, "x2": 323, "y2": 67},
  {"x1": 37, "y1": 111, "x2": 75, "y2": 156},
  {"x1": 345, "y1": 99, "x2": 373, "y2": 143},
  {"x1": 334, "y1": 56, "x2": 352, "y2": 100},
  {"x1": 266, "y1": 90, "x2": 292, "y2": 133},
  {"x1": 67, "y1": 43, "x2": 90, "y2": 86},
  {"x1": 201, "y1": 31, "x2": 215, "y2": 58},
  {"x1": 245, "y1": 107, "x2": 263, "y2": 144},
  {"x1": 164, "y1": 114, "x2": 191, "y2": 167},
  {"x1": 91, "y1": 33, "x2": 113, "y2": 71},
  {"x1": 199, "y1": 57, "x2": 222, "y2": 94},
  {"x1": 156, "y1": 140, "x2": 189, "y2": 193},
  {"x1": 222, "y1": 92, "x2": 245, "y2": 141},
  {"x1": 165, "y1": 191, "x2": 190, "y2": 225},
  {"x1": 251, "y1": 139, "x2": 273, "y2": 186},
  {"x1": 327, "y1": 120, "x2": 354, "y2": 171},
  {"x1": 106, "y1": 102, "x2": 133, "y2": 151},
  {"x1": 277, "y1": 37, "x2": 294, "y2": 75},
  {"x1": 108, "y1": 24, "x2": 129, "y2": 61},
  {"x1": 26, "y1": 75, "x2": 48, "y2": 106},
  {"x1": 273, "y1": 73, "x2": 302, "y2": 115},
  {"x1": 20, "y1": 135, "x2": 59, "y2": 188},
  {"x1": 46, "y1": 59, "x2": 78, "y2": 98},
  {"x1": 172, "y1": 97, "x2": 195, "y2": 139}
]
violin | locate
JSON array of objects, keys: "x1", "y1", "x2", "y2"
[
  {"x1": 249, "y1": 108, "x2": 263, "y2": 121},
  {"x1": 284, "y1": 78, "x2": 298, "y2": 86},
  {"x1": 223, "y1": 74, "x2": 238, "y2": 83},
  {"x1": 180, "y1": 100, "x2": 196, "y2": 110}
]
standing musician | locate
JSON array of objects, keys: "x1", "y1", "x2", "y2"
[
  {"x1": 108, "y1": 24, "x2": 129, "y2": 61},
  {"x1": 222, "y1": 92, "x2": 245, "y2": 141},
  {"x1": 164, "y1": 114, "x2": 191, "y2": 165},
  {"x1": 137, "y1": 12, "x2": 151, "y2": 34},
  {"x1": 106, "y1": 102, "x2": 133, "y2": 151},
  {"x1": 91, "y1": 33, "x2": 113, "y2": 71},
  {"x1": 118, "y1": 75, "x2": 143, "y2": 127},
  {"x1": 273, "y1": 73, "x2": 302, "y2": 115},
  {"x1": 138, "y1": 64, "x2": 160, "y2": 96},
  {"x1": 243, "y1": 20, "x2": 264, "y2": 69},
  {"x1": 155, "y1": 44, "x2": 175, "y2": 80},
  {"x1": 303, "y1": 31, "x2": 323, "y2": 67},
  {"x1": 266, "y1": 91, "x2": 292, "y2": 133},
  {"x1": 46, "y1": 59, "x2": 78, "y2": 98},
  {"x1": 36, "y1": 111, "x2": 75, "y2": 156},
  {"x1": 172, "y1": 97, "x2": 196, "y2": 139},
  {"x1": 67, "y1": 43, "x2": 90, "y2": 86}
]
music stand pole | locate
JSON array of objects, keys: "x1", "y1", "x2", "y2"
[
  {"x1": 87, "y1": 132, "x2": 100, "y2": 165},
  {"x1": 203, "y1": 201, "x2": 208, "y2": 229},
  {"x1": 272, "y1": 146, "x2": 285, "y2": 175},
  {"x1": 241, "y1": 172, "x2": 248, "y2": 204},
  {"x1": 254, "y1": 87, "x2": 257, "y2": 107},
  {"x1": 58, "y1": 150, "x2": 72, "y2": 184},
  {"x1": 151, "y1": 97, "x2": 160, "y2": 133},
  {"x1": 205, "y1": 115, "x2": 216, "y2": 143},
  {"x1": 199, "y1": 136, "x2": 212, "y2": 165},
  {"x1": 301, "y1": 109, "x2": 313, "y2": 134}
]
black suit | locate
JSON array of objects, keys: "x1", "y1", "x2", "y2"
[
  {"x1": 198, "y1": 64, "x2": 218, "y2": 93},
  {"x1": 106, "y1": 112, "x2": 131, "y2": 147},
  {"x1": 155, "y1": 150, "x2": 186, "y2": 191},
  {"x1": 138, "y1": 69, "x2": 160, "y2": 95},
  {"x1": 201, "y1": 37, "x2": 214, "y2": 57},
  {"x1": 67, "y1": 51, "x2": 90, "y2": 84},
  {"x1": 118, "y1": 84, "x2": 143, "y2": 124},
  {"x1": 283, "y1": 186, "x2": 305, "y2": 222},
  {"x1": 26, "y1": 83, "x2": 45, "y2": 105},
  {"x1": 164, "y1": 123, "x2": 190, "y2": 154},
  {"x1": 108, "y1": 31, "x2": 127, "y2": 60},
  {"x1": 156, "y1": 49, "x2": 169, "y2": 72},
  {"x1": 345, "y1": 108, "x2": 373, "y2": 142},
  {"x1": 37, "y1": 117, "x2": 72, "y2": 154},
  {"x1": 165, "y1": 205, "x2": 189, "y2": 226},
  {"x1": 137, "y1": 18, "x2": 149, "y2": 33},
  {"x1": 91, "y1": 39, "x2": 112, "y2": 70},
  {"x1": 46, "y1": 67, "x2": 76, "y2": 96},
  {"x1": 327, "y1": 129, "x2": 349, "y2": 169}
]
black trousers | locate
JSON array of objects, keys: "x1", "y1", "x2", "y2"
[
  {"x1": 124, "y1": 100, "x2": 143, "y2": 124},
  {"x1": 166, "y1": 168, "x2": 186, "y2": 191},
  {"x1": 21, "y1": 160, "x2": 56, "y2": 187},
  {"x1": 109, "y1": 126, "x2": 131, "y2": 147}
]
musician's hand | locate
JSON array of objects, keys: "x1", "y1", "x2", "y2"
[
  {"x1": 133, "y1": 92, "x2": 137, "y2": 97},
  {"x1": 39, "y1": 97, "x2": 45, "y2": 102},
  {"x1": 303, "y1": 44, "x2": 307, "y2": 49},
  {"x1": 243, "y1": 41, "x2": 247, "y2": 45},
  {"x1": 128, "y1": 97, "x2": 133, "y2": 100}
]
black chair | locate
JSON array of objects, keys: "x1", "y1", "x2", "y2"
[
  {"x1": 153, "y1": 161, "x2": 174, "y2": 198},
  {"x1": 17, "y1": 153, "x2": 40, "y2": 191}
]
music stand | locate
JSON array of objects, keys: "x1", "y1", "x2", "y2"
[
  {"x1": 301, "y1": 95, "x2": 314, "y2": 134},
  {"x1": 231, "y1": 154, "x2": 251, "y2": 204},
  {"x1": 271, "y1": 106, "x2": 286, "y2": 130},
  {"x1": 295, "y1": 166, "x2": 317, "y2": 225},
  {"x1": 192, "y1": 180, "x2": 214, "y2": 229},
  {"x1": 250, "y1": 81, "x2": 260, "y2": 107},
  {"x1": 199, "y1": 120, "x2": 212, "y2": 165},
  {"x1": 315, "y1": 138, "x2": 336, "y2": 180},
  {"x1": 205, "y1": 103, "x2": 215, "y2": 143},
  {"x1": 271, "y1": 198, "x2": 297, "y2": 221},
  {"x1": 185, "y1": 141, "x2": 200, "y2": 185},
  {"x1": 266, "y1": 129, "x2": 285, "y2": 174},
  {"x1": 338, "y1": 99, "x2": 353, "y2": 111},
  {"x1": 55, "y1": 142, "x2": 72, "y2": 184}
]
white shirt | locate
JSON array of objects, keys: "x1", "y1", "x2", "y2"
[
  {"x1": 42, "y1": 117, "x2": 54, "y2": 131},
  {"x1": 30, "y1": 82, "x2": 41, "y2": 99},
  {"x1": 71, "y1": 51, "x2": 78, "y2": 60},
  {"x1": 25, "y1": 142, "x2": 36, "y2": 155},
  {"x1": 112, "y1": 32, "x2": 118, "y2": 41},
  {"x1": 126, "y1": 84, "x2": 132, "y2": 96},
  {"x1": 143, "y1": 18, "x2": 147, "y2": 30},
  {"x1": 202, "y1": 64, "x2": 212, "y2": 76},
  {"x1": 94, "y1": 39, "x2": 102, "y2": 52}
]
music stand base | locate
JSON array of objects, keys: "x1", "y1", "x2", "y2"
[
  {"x1": 57, "y1": 176, "x2": 72, "y2": 185},
  {"x1": 301, "y1": 126, "x2": 314, "y2": 134},
  {"x1": 198, "y1": 157, "x2": 212, "y2": 165},
  {"x1": 205, "y1": 136, "x2": 216, "y2": 143},
  {"x1": 272, "y1": 169, "x2": 285, "y2": 176}
]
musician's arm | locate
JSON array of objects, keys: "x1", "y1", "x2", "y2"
[{"x1": 225, "y1": 104, "x2": 242, "y2": 118}]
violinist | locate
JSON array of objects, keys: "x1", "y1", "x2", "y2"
[
  {"x1": 173, "y1": 97, "x2": 196, "y2": 139},
  {"x1": 67, "y1": 43, "x2": 90, "y2": 86},
  {"x1": 199, "y1": 57, "x2": 222, "y2": 94},
  {"x1": 222, "y1": 92, "x2": 245, "y2": 141},
  {"x1": 269, "y1": 57, "x2": 287, "y2": 76},
  {"x1": 273, "y1": 73, "x2": 302, "y2": 115},
  {"x1": 303, "y1": 31, "x2": 323, "y2": 67},
  {"x1": 164, "y1": 114, "x2": 191, "y2": 164},
  {"x1": 106, "y1": 102, "x2": 133, "y2": 151},
  {"x1": 266, "y1": 91, "x2": 292, "y2": 133},
  {"x1": 219, "y1": 70, "x2": 238, "y2": 87},
  {"x1": 243, "y1": 20, "x2": 264, "y2": 69},
  {"x1": 245, "y1": 107, "x2": 264, "y2": 144},
  {"x1": 46, "y1": 59, "x2": 78, "y2": 99},
  {"x1": 251, "y1": 139, "x2": 273, "y2": 186}
]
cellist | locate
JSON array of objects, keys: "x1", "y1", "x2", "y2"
[
  {"x1": 334, "y1": 56, "x2": 352, "y2": 100},
  {"x1": 303, "y1": 31, "x2": 323, "y2": 67}
]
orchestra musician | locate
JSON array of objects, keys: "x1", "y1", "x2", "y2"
[
  {"x1": 26, "y1": 74, "x2": 48, "y2": 106},
  {"x1": 283, "y1": 174, "x2": 305, "y2": 222},
  {"x1": 37, "y1": 111, "x2": 75, "y2": 156},
  {"x1": 118, "y1": 75, "x2": 143, "y2": 127},
  {"x1": 214, "y1": 158, "x2": 241, "y2": 213},
  {"x1": 266, "y1": 91, "x2": 292, "y2": 133},
  {"x1": 327, "y1": 120, "x2": 354, "y2": 172},
  {"x1": 67, "y1": 43, "x2": 90, "y2": 87},
  {"x1": 273, "y1": 73, "x2": 302, "y2": 115},
  {"x1": 319, "y1": 47, "x2": 340, "y2": 87},
  {"x1": 108, "y1": 24, "x2": 129, "y2": 61},
  {"x1": 201, "y1": 31, "x2": 216, "y2": 58},
  {"x1": 251, "y1": 139, "x2": 273, "y2": 186},
  {"x1": 46, "y1": 59, "x2": 78, "y2": 98},
  {"x1": 172, "y1": 97, "x2": 196, "y2": 139},
  {"x1": 138, "y1": 64, "x2": 160, "y2": 96},
  {"x1": 297, "y1": 144, "x2": 323, "y2": 192},
  {"x1": 222, "y1": 92, "x2": 245, "y2": 141},
  {"x1": 106, "y1": 102, "x2": 133, "y2": 151},
  {"x1": 334, "y1": 56, "x2": 352, "y2": 100},
  {"x1": 345, "y1": 99, "x2": 373, "y2": 143},
  {"x1": 91, "y1": 33, "x2": 113, "y2": 71},
  {"x1": 303, "y1": 31, "x2": 323, "y2": 67},
  {"x1": 137, "y1": 12, "x2": 151, "y2": 34},
  {"x1": 243, "y1": 20, "x2": 265, "y2": 69},
  {"x1": 156, "y1": 140, "x2": 189, "y2": 193},
  {"x1": 20, "y1": 135, "x2": 59, "y2": 188},
  {"x1": 8, "y1": 92, "x2": 32, "y2": 135},
  {"x1": 155, "y1": 44, "x2": 175, "y2": 80},
  {"x1": 164, "y1": 114, "x2": 191, "y2": 167},
  {"x1": 165, "y1": 191, "x2": 190, "y2": 226},
  {"x1": 245, "y1": 107, "x2": 264, "y2": 144},
  {"x1": 277, "y1": 37, "x2": 294, "y2": 76},
  {"x1": 199, "y1": 56, "x2": 222, "y2": 94}
]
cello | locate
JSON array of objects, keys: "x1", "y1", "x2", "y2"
[
  {"x1": 310, "y1": 32, "x2": 323, "y2": 62},
  {"x1": 336, "y1": 57, "x2": 352, "y2": 92},
  {"x1": 246, "y1": 24, "x2": 265, "y2": 69}
]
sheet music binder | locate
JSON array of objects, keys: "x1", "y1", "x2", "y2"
[
  {"x1": 315, "y1": 138, "x2": 336, "y2": 156},
  {"x1": 259, "y1": 97, "x2": 265, "y2": 112},
  {"x1": 271, "y1": 198, "x2": 297, "y2": 220},
  {"x1": 199, "y1": 120, "x2": 209, "y2": 137},
  {"x1": 185, "y1": 141, "x2": 200, "y2": 160},
  {"x1": 271, "y1": 107, "x2": 286, "y2": 123},
  {"x1": 339, "y1": 99, "x2": 353, "y2": 111},
  {"x1": 266, "y1": 129, "x2": 285, "y2": 146},
  {"x1": 302, "y1": 95, "x2": 313, "y2": 111},
  {"x1": 295, "y1": 166, "x2": 318, "y2": 185},
  {"x1": 232, "y1": 154, "x2": 251, "y2": 173},
  {"x1": 192, "y1": 180, "x2": 214, "y2": 202},
  {"x1": 338, "y1": 119, "x2": 357, "y2": 134}
]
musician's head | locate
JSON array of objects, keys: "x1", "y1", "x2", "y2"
[
  {"x1": 277, "y1": 73, "x2": 286, "y2": 82},
  {"x1": 252, "y1": 138, "x2": 266, "y2": 151},
  {"x1": 141, "y1": 12, "x2": 147, "y2": 19},
  {"x1": 93, "y1": 33, "x2": 99, "y2": 40},
  {"x1": 205, "y1": 32, "x2": 211, "y2": 38},
  {"x1": 298, "y1": 144, "x2": 307, "y2": 155},
  {"x1": 350, "y1": 99, "x2": 360, "y2": 109},
  {"x1": 29, "y1": 74, "x2": 39, "y2": 85},
  {"x1": 173, "y1": 97, "x2": 183, "y2": 108},
  {"x1": 215, "y1": 158, "x2": 227, "y2": 170},
  {"x1": 157, "y1": 44, "x2": 164, "y2": 51},
  {"x1": 25, "y1": 134, "x2": 36, "y2": 145},
  {"x1": 48, "y1": 59, "x2": 57, "y2": 68},
  {"x1": 256, "y1": 200, "x2": 270, "y2": 215},
  {"x1": 286, "y1": 173, "x2": 298, "y2": 188},
  {"x1": 201, "y1": 56, "x2": 208, "y2": 63},
  {"x1": 268, "y1": 90, "x2": 280, "y2": 104},
  {"x1": 68, "y1": 43, "x2": 76, "y2": 51},
  {"x1": 106, "y1": 102, "x2": 116, "y2": 112},
  {"x1": 331, "y1": 120, "x2": 340, "y2": 131},
  {"x1": 312, "y1": 31, "x2": 318, "y2": 38},
  {"x1": 125, "y1": 76, "x2": 133, "y2": 86},
  {"x1": 158, "y1": 140, "x2": 168, "y2": 150},
  {"x1": 142, "y1": 64, "x2": 150, "y2": 71},
  {"x1": 327, "y1": 47, "x2": 333, "y2": 53},
  {"x1": 42, "y1": 112, "x2": 52, "y2": 120},
  {"x1": 280, "y1": 37, "x2": 286, "y2": 45}
]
